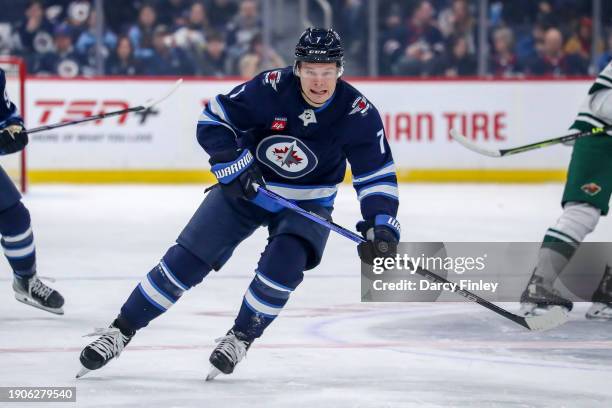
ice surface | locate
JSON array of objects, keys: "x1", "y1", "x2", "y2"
[{"x1": 1, "y1": 184, "x2": 611, "y2": 408}]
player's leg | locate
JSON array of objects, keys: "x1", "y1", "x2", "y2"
[
  {"x1": 0, "y1": 166, "x2": 64, "y2": 314},
  {"x1": 207, "y1": 202, "x2": 332, "y2": 379},
  {"x1": 78, "y1": 187, "x2": 266, "y2": 376},
  {"x1": 520, "y1": 201, "x2": 600, "y2": 315},
  {"x1": 521, "y1": 135, "x2": 611, "y2": 316}
]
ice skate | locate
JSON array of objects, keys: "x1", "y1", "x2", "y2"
[
  {"x1": 519, "y1": 274, "x2": 573, "y2": 317},
  {"x1": 76, "y1": 320, "x2": 135, "y2": 378},
  {"x1": 586, "y1": 265, "x2": 612, "y2": 320},
  {"x1": 206, "y1": 330, "x2": 251, "y2": 381},
  {"x1": 13, "y1": 274, "x2": 64, "y2": 315}
]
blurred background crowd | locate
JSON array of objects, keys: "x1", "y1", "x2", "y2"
[{"x1": 0, "y1": 0, "x2": 610, "y2": 78}]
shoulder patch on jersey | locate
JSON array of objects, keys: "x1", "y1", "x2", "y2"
[
  {"x1": 256, "y1": 135, "x2": 318, "y2": 179},
  {"x1": 349, "y1": 95, "x2": 370, "y2": 116},
  {"x1": 263, "y1": 70, "x2": 282, "y2": 91}
]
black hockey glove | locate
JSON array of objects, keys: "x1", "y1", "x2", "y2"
[
  {"x1": 356, "y1": 215, "x2": 401, "y2": 265},
  {"x1": 0, "y1": 122, "x2": 28, "y2": 155},
  {"x1": 210, "y1": 148, "x2": 264, "y2": 201}
]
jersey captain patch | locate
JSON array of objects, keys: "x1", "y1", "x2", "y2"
[{"x1": 255, "y1": 135, "x2": 318, "y2": 179}]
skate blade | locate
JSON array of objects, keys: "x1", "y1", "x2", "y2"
[
  {"x1": 206, "y1": 366, "x2": 221, "y2": 381},
  {"x1": 75, "y1": 366, "x2": 90, "y2": 379},
  {"x1": 585, "y1": 303, "x2": 612, "y2": 321},
  {"x1": 15, "y1": 293, "x2": 64, "y2": 315}
]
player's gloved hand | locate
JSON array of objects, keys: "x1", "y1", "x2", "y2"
[
  {"x1": 0, "y1": 122, "x2": 28, "y2": 155},
  {"x1": 356, "y1": 215, "x2": 400, "y2": 265},
  {"x1": 209, "y1": 148, "x2": 283, "y2": 212}
]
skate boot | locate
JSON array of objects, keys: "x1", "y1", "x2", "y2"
[
  {"x1": 206, "y1": 329, "x2": 252, "y2": 381},
  {"x1": 13, "y1": 274, "x2": 64, "y2": 315},
  {"x1": 76, "y1": 319, "x2": 135, "y2": 378},
  {"x1": 519, "y1": 274, "x2": 573, "y2": 316},
  {"x1": 586, "y1": 265, "x2": 612, "y2": 320}
]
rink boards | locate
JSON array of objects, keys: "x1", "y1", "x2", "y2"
[{"x1": 22, "y1": 77, "x2": 591, "y2": 183}]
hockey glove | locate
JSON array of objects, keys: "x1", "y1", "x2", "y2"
[
  {"x1": 0, "y1": 122, "x2": 28, "y2": 155},
  {"x1": 356, "y1": 215, "x2": 400, "y2": 265},
  {"x1": 210, "y1": 149, "x2": 283, "y2": 212}
]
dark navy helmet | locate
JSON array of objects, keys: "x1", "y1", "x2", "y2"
[{"x1": 294, "y1": 28, "x2": 344, "y2": 77}]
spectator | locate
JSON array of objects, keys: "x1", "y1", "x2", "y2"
[
  {"x1": 238, "y1": 33, "x2": 285, "y2": 78},
  {"x1": 379, "y1": 2, "x2": 404, "y2": 75},
  {"x1": 37, "y1": 23, "x2": 84, "y2": 77},
  {"x1": 157, "y1": 0, "x2": 191, "y2": 28},
  {"x1": 143, "y1": 25, "x2": 195, "y2": 75},
  {"x1": 226, "y1": 0, "x2": 260, "y2": 58},
  {"x1": 438, "y1": 0, "x2": 475, "y2": 53},
  {"x1": 489, "y1": 26, "x2": 523, "y2": 77},
  {"x1": 596, "y1": 31, "x2": 612, "y2": 72},
  {"x1": 197, "y1": 30, "x2": 230, "y2": 76},
  {"x1": 64, "y1": 0, "x2": 92, "y2": 41},
  {"x1": 564, "y1": 17, "x2": 602, "y2": 61},
  {"x1": 103, "y1": 0, "x2": 139, "y2": 34},
  {"x1": 76, "y1": 10, "x2": 118, "y2": 73},
  {"x1": 393, "y1": 0, "x2": 445, "y2": 76},
  {"x1": 128, "y1": 3, "x2": 157, "y2": 59},
  {"x1": 335, "y1": 0, "x2": 367, "y2": 74},
  {"x1": 516, "y1": 22, "x2": 547, "y2": 61},
  {"x1": 526, "y1": 28, "x2": 587, "y2": 76},
  {"x1": 106, "y1": 35, "x2": 143, "y2": 75},
  {"x1": 431, "y1": 35, "x2": 476, "y2": 77},
  {"x1": 205, "y1": 0, "x2": 238, "y2": 31},
  {"x1": 173, "y1": 1, "x2": 209, "y2": 53},
  {"x1": 15, "y1": 0, "x2": 55, "y2": 55}
]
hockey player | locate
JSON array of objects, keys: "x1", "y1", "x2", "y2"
[
  {"x1": 0, "y1": 68, "x2": 64, "y2": 314},
  {"x1": 77, "y1": 28, "x2": 400, "y2": 379},
  {"x1": 520, "y1": 62, "x2": 612, "y2": 320}
]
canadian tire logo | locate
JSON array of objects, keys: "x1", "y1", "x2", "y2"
[{"x1": 581, "y1": 182, "x2": 602, "y2": 196}]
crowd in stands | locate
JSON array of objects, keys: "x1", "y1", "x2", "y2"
[
  {"x1": 0, "y1": 0, "x2": 610, "y2": 78},
  {"x1": 378, "y1": 0, "x2": 610, "y2": 77}
]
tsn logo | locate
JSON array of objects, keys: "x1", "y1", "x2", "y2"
[{"x1": 34, "y1": 99, "x2": 158, "y2": 125}]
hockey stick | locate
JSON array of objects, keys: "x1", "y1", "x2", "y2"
[
  {"x1": 255, "y1": 185, "x2": 568, "y2": 331},
  {"x1": 25, "y1": 79, "x2": 183, "y2": 135},
  {"x1": 449, "y1": 125, "x2": 612, "y2": 157}
]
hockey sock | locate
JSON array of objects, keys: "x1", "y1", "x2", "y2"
[
  {"x1": 534, "y1": 202, "x2": 600, "y2": 286},
  {"x1": 0, "y1": 201, "x2": 36, "y2": 277},
  {"x1": 119, "y1": 244, "x2": 212, "y2": 330},
  {"x1": 233, "y1": 234, "x2": 308, "y2": 341}
]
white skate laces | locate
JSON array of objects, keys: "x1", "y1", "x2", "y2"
[
  {"x1": 28, "y1": 276, "x2": 54, "y2": 301},
  {"x1": 83, "y1": 328, "x2": 128, "y2": 360},
  {"x1": 214, "y1": 333, "x2": 248, "y2": 365}
]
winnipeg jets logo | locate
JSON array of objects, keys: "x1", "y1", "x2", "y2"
[
  {"x1": 256, "y1": 135, "x2": 318, "y2": 179},
  {"x1": 299, "y1": 109, "x2": 317, "y2": 126},
  {"x1": 273, "y1": 141, "x2": 303, "y2": 168},
  {"x1": 263, "y1": 70, "x2": 281, "y2": 91},
  {"x1": 349, "y1": 96, "x2": 370, "y2": 116}
]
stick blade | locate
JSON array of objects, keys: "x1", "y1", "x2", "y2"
[
  {"x1": 523, "y1": 307, "x2": 569, "y2": 331},
  {"x1": 142, "y1": 78, "x2": 183, "y2": 109},
  {"x1": 449, "y1": 129, "x2": 502, "y2": 157}
]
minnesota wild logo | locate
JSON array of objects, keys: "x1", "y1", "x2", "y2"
[{"x1": 581, "y1": 182, "x2": 602, "y2": 196}]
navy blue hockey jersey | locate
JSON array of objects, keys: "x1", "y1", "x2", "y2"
[
  {"x1": 197, "y1": 66, "x2": 398, "y2": 220},
  {"x1": 0, "y1": 69, "x2": 23, "y2": 127}
]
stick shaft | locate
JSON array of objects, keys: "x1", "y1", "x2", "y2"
[
  {"x1": 26, "y1": 106, "x2": 144, "y2": 135},
  {"x1": 256, "y1": 185, "x2": 530, "y2": 328},
  {"x1": 499, "y1": 125, "x2": 612, "y2": 156}
]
